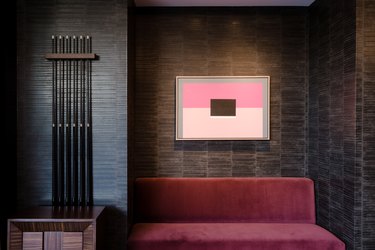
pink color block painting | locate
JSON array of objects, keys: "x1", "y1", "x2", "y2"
[{"x1": 176, "y1": 76, "x2": 270, "y2": 140}]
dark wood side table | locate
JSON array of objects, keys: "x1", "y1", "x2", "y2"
[{"x1": 7, "y1": 206, "x2": 105, "y2": 250}]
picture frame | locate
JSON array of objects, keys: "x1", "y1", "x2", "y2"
[{"x1": 176, "y1": 76, "x2": 270, "y2": 140}]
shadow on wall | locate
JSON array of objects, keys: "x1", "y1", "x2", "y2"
[{"x1": 103, "y1": 206, "x2": 128, "y2": 250}]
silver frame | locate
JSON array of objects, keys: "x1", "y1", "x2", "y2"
[{"x1": 176, "y1": 76, "x2": 270, "y2": 141}]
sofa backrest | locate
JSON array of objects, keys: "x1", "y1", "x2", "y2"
[{"x1": 134, "y1": 177, "x2": 316, "y2": 224}]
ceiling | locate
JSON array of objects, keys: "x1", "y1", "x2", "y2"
[{"x1": 135, "y1": 0, "x2": 316, "y2": 7}]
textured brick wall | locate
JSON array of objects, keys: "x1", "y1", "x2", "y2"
[
  {"x1": 357, "y1": 0, "x2": 375, "y2": 249},
  {"x1": 17, "y1": 0, "x2": 128, "y2": 248},
  {"x1": 308, "y1": 0, "x2": 358, "y2": 249},
  {"x1": 134, "y1": 7, "x2": 308, "y2": 178}
]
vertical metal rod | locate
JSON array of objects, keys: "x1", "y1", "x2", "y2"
[
  {"x1": 57, "y1": 36, "x2": 61, "y2": 205},
  {"x1": 59, "y1": 36, "x2": 65, "y2": 206},
  {"x1": 52, "y1": 35, "x2": 58, "y2": 206},
  {"x1": 66, "y1": 36, "x2": 72, "y2": 205},
  {"x1": 87, "y1": 36, "x2": 93, "y2": 206},
  {"x1": 73, "y1": 36, "x2": 79, "y2": 206},
  {"x1": 80, "y1": 36, "x2": 86, "y2": 205}
]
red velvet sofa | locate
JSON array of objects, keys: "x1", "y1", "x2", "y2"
[{"x1": 127, "y1": 177, "x2": 345, "y2": 250}]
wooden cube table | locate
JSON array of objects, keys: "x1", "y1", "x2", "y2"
[{"x1": 8, "y1": 206, "x2": 105, "y2": 250}]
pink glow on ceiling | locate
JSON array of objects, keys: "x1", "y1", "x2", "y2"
[{"x1": 135, "y1": 0, "x2": 315, "y2": 7}]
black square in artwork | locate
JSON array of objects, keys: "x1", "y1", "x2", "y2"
[{"x1": 210, "y1": 99, "x2": 236, "y2": 116}]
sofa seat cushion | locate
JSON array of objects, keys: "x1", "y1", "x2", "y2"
[{"x1": 128, "y1": 223, "x2": 345, "y2": 250}]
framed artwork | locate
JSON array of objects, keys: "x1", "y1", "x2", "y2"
[{"x1": 176, "y1": 76, "x2": 270, "y2": 140}]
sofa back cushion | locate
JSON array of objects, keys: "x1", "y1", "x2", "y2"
[{"x1": 134, "y1": 177, "x2": 315, "y2": 224}]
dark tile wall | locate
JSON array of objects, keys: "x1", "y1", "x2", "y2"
[
  {"x1": 127, "y1": 3, "x2": 137, "y2": 230},
  {"x1": 308, "y1": 0, "x2": 358, "y2": 249},
  {"x1": 134, "y1": 7, "x2": 308, "y2": 178},
  {"x1": 357, "y1": 0, "x2": 375, "y2": 249},
  {"x1": 17, "y1": 0, "x2": 128, "y2": 248},
  {"x1": 355, "y1": 2, "x2": 365, "y2": 250}
]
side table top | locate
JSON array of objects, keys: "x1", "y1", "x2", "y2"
[{"x1": 8, "y1": 206, "x2": 105, "y2": 222}]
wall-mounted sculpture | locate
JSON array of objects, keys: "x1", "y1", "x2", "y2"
[{"x1": 46, "y1": 35, "x2": 97, "y2": 206}]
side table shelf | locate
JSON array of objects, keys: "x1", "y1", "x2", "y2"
[{"x1": 7, "y1": 206, "x2": 105, "y2": 250}]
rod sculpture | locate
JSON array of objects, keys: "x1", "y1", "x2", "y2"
[{"x1": 46, "y1": 35, "x2": 96, "y2": 206}]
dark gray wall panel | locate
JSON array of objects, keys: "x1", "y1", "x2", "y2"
[
  {"x1": 2, "y1": 2, "x2": 17, "y2": 249},
  {"x1": 357, "y1": 0, "x2": 375, "y2": 249},
  {"x1": 308, "y1": 0, "x2": 357, "y2": 249},
  {"x1": 134, "y1": 8, "x2": 308, "y2": 178},
  {"x1": 17, "y1": 0, "x2": 128, "y2": 248}
]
